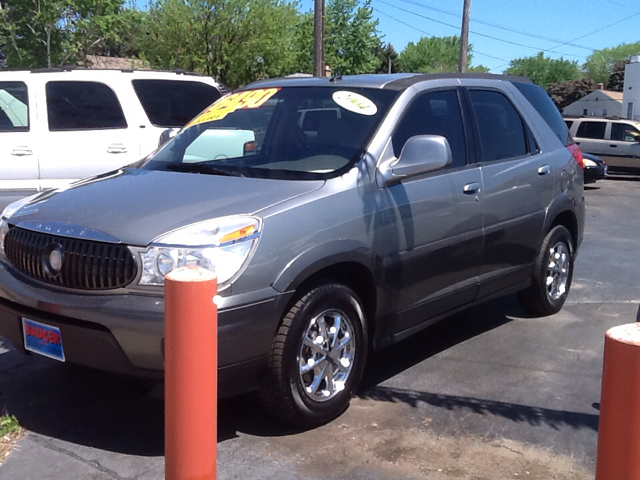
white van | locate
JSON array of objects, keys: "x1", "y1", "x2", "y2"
[
  {"x1": 564, "y1": 116, "x2": 640, "y2": 172},
  {"x1": 0, "y1": 69, "x2": 226, "y2": 193}
]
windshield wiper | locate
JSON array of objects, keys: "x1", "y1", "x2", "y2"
[{"x1": 166, "y1": 163, "x2": 243, "y2": 177}]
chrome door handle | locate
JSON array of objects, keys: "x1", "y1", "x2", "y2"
[
  {"x1": 107, "y1": 143, "x2": 128, "y2": 154},
  {"x1": 11, "y1": 147, "x2": 33, "y2": 156},
  {"x1": 538, "y1": 165, "x2": 551, "y2": 175},
  {"x1": 463, "y1": 182, "x2": 480, "y2": 194}
]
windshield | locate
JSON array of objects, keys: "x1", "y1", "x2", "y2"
[{"x1": 141, "y1": 86, "x2": 398, "y2": 180}]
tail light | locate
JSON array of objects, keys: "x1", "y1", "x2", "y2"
[{"x1": 566, "y1": 144, "x2": 584, "y2": 170}]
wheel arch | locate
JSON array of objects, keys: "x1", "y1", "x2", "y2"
[{"x1": 272, "y1": 244, "x2": 379, "y2": 342}]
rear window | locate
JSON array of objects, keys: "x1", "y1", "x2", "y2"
[
  {"x1": 132, "y1": 80, "x2": 222, "y2": 128},
  {"x1": 576, "y1": 121, "x2": 606, "y2": 140},
  {"x1": 513, "y1": 81, "x2": 571, "y2": 146},
  {"x1": 0, "y1": 81, "x2": 29, "y2": 132}
]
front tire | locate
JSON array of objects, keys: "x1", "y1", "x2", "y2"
[
  {"x1": 517, "y1": 225, "x2": 574, "y2": 316},
  {"x1": 258, "y1": 284, "x2": 368, "y2": 427}
]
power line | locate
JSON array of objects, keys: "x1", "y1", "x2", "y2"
[
  {"x1": 397, "y1": 0, "x2": 595, "y2": 52},
  {"x1": 376, "y1": 0, "x2": 586, "y2": 60},
  {"x1": 373, "y1": 6, "x2": 509, "y2": 63},
  {"x1": 489, "y1": 9, "x2": 640, "y2": 72}
]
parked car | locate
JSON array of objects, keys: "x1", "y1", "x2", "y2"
[
  {"x1": 565, "y1": 116, "x2": 640, "y2": 172},
  {"x1": 582, "y1": 152, "x2": 607, "y2": 184},
  {"x1": 0, "y1": 73, "x2": 585, "y2": 427},
  {"x1": 0, "y1": 68, "x2": 227, "y2": 195}
]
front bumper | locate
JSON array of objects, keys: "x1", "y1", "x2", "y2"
[{"x1": 0, "y1": 262, "x2": 293, "y2": 397}]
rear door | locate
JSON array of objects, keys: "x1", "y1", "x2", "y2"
[
  {"x1": 38, "y1": 80, "x2": 139, "y2": 189},
  {"x1": 573, "y1": 120, "x2": 608, "y2": 157},
  {"x1": 0, "y1": 80, "x2": 39, "y2": 193},
  {"x1": 606, "y1": 122, "x2": 640, "y2": 169},
  {"x1": 465, "y1": 87, "x2": 553, "y2": 298},
  {"x1": 377, "y1": 88, "x2": 484, "y2": 336}
]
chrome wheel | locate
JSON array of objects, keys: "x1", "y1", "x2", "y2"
[
  {"x1": 546, "y1": 242, "x2": 570, "y2": 301},
  {"x1": 298, "y1": 309, "x2": 356, "y2": 402}
]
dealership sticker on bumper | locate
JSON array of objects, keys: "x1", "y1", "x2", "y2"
[{"x1": 22, "y1": 318, "x2": 65, "y2": 362}]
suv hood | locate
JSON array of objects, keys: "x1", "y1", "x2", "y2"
[{"x1": 8, "y1": 168, "x2": 324, "y2": 245}]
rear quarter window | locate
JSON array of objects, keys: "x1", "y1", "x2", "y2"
[
  {"x1": 132, "y1": 79, "x2": 222, "y2": 128},
  {"x1": 576, "y1": 121, "x2": 606, "y2": 140},
  {"x1": 512, "y1": 81, "x2": 570, "y2": 146}
]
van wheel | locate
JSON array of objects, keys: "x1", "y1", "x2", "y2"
[
  {"x1": 258, "y1": 284, "x2": 368, "y2": 428},
  {"x1": 517, "y1": 225, "x2": 574, "y2": 316}
]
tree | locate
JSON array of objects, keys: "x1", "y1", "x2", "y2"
[
  {"x1": 375, "y1": 42, "x2": 398, "y2": 74},
  {"x1": 325, "y1": 0, "x2": 380, "y2": 75},
  {"x1": 396, "y1": 35, "x2": 486, "y2": 73},
  {"x1": 505, "y1": 52, "x2": 581, "y2": 89},
  {"x1": 605, "y1": 59, "x2": 629, "y2": 92},
  {"x1": 546, "y1": 78, "x2": 596, "y2": 109},
  {"x1": 584, "y1": 41, "x2": 640, "y2": 85},
  {"x1": 137, "y1": 0, "x2": 300, "y2": 88},
  {"x1": 0, "y1": 0, "x2": 128, "y2": 68}
]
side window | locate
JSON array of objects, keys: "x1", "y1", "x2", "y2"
[
  {"x1": 611, "y1": 123, "x2": 640, "y2": 142},
  {"x1": 565, "y1": 120, "x2": 573, "y2": 130},
  {"x1": 468, "y1": 89, "x2": 527, "y2": 162},
  {"x1": 392, "y1": 89, "x2": 466, "y2": 169},
  {"x1": 46, "y1": 81, "x2": 127, "y2": 131},
  {"x1": 0, "y1": 81, "x2": 29, "y2": 132},
  {"x1": 132, "y1": 80, "x2": 222, "y2": 128},
  {"x1": 576, "y1": 121, "x2": 605, "y2": 139}
]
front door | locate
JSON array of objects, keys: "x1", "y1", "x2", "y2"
[{"x1": 375, "y1": 88, "x2": 483, "y2": 337}]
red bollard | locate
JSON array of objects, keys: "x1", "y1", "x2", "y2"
[
  {"x1": 165, "y1": 266, "x2": 217, "y2": 480},
  {"x1": 595, "y1": 323, "x2": 640, "y2": 479}
]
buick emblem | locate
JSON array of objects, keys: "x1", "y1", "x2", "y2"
[{"x1": 43, "y1": 244, "x2": 64, "y2": 276}]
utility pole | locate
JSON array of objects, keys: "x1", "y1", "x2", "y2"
[
  {"x1": 458, "y1": 0, "x2": 472, "y2": 73},
  {"x1": 313, "y1": 0, "x2": 325, "y2": 77}
]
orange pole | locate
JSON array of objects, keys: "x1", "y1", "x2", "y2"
[
  {"x1": 596, "y1": 323, "x2": 640, "y2": 479},
  {"x1": 165, "y1": 267, "x2": 217, "y2": 480}
]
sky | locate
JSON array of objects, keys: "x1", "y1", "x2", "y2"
[{"x1": 297, "y1": 0, "x2": 640, "y2": 72}]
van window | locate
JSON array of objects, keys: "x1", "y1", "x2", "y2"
[
  {"x1": 392, "y1": 89, "x2": 466, "y2": 168},
  {"x1": 610, "y1": 123, "x2": 640, "y2": 142},
  {"x1": 132, "y1": 80, "x2": 222, "y2": 128},
  {"x1": 46, "y1": 81, "x2": 127, "y2": 131},
  {"x1": 0, "y1": 81, "x2": 29, "y2": 131},
  {"x1": 576, "y1": 121, "x2": 606, "y2": 139},
  {"x1": 469, "y1": 89, "x2": 528, "y2": 162}
]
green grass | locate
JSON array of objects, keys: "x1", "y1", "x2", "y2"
[{"x1": 0, "y1": 414, "x2": 20, "y2": 436}]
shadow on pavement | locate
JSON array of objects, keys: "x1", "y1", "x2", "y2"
[
  {"x1": 0, "y1": 295, "x2": 527, "y2": 455},
  {"x1": 360, "y1": 386, "x2": 599, "y2": 432},
  {"x1": 360, "y1": 295, "x2": 522, "y2": 390}
]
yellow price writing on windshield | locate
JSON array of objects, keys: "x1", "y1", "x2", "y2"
[{"x1": 187, "y1": 88, "x2": 280, "y2": 127}]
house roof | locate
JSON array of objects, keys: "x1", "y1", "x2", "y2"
[{"x1": 600, "y1": 90, "x2": 624, "y2": 101}]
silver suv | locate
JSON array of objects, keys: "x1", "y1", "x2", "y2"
[
  {"x1": 565, "y1": 116, "x2": 640, "y2": 172},
  {"x1": 0, "y1": 73, "x2": 585, "y2": 427}
]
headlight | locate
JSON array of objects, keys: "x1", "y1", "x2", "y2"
[
  {"x1": 135, "y1": 216, "x2": 262, "y2": 288},
  {"x1": 583, "y1": 158, "x2": 597, "y2": 168}
]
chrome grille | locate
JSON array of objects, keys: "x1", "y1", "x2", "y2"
[{"x1": 4, "y1": 227, "x2": 137, "y2": 290}]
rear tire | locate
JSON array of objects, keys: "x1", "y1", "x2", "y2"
[
  {"x1": 258, "y1": 284, "x2": 368, "y2": 428},
  {"x1": 517, "y1": 225, "x2": 574, "y2": 316}
]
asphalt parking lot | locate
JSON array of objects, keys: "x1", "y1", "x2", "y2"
[{"x1": 0, "y1": 174, "x2": 638, "y2": 479}]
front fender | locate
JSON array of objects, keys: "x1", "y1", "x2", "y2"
[{"x1": 271, "y1": 239, "x2": 375, "y2": 293}]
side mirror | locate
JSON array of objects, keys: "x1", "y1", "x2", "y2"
[
  {"x1": 158, "y1": 128, "x2": 179, "y2": 147},
  {"x1": 377, "y1": 135, "x2": 452, "y2": 187}
]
